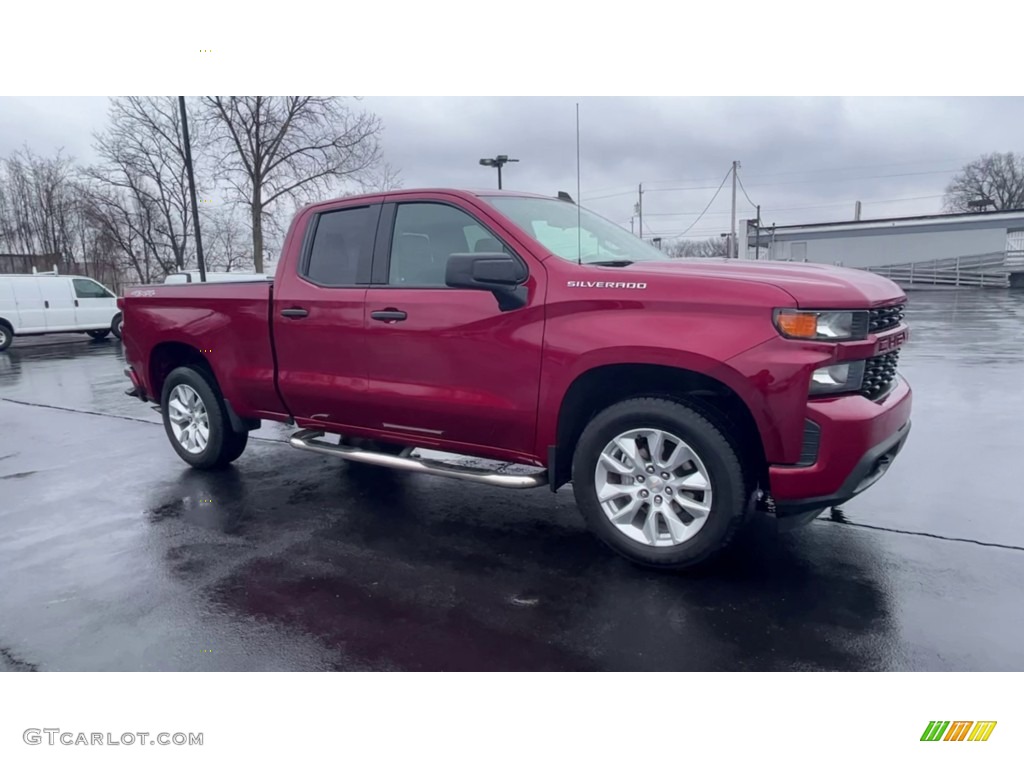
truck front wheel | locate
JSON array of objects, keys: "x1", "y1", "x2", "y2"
[
  {"x1": 161, "y1": 366, "x2": 249, "y2": 470},
  {"x1": 572, "y1": 397, "x2": 748, "y2": 569}
]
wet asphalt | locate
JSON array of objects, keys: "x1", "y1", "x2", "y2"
[{"x1": 1, "y1": 289, "x2": 1022, "y2": 671}]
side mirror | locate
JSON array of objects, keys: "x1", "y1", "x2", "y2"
[{"x1": 445, "y1": 253, "x2": 529, "y2": 310}]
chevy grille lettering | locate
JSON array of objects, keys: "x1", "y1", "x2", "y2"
[
  {"x1": 567, "y1": 281, "x2": 647, "y2": 289},
  {"x1": 877, "y1": 329, "x2": 909, "y2": 353}
]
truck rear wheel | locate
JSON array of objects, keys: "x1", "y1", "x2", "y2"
[
  {"x1": 161, "y1": 366, "x2": 248, "y2": 470},
  {"x1": 0, "y1": 322, "x2": 12, "y2": 351},
  {"x1": 571, "y1": 397, "x2": 747, "y2": 569}
]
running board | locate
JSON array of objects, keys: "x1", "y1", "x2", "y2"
[{"x1": 288, "y1": 429, "x2": 548, "y2": 489}]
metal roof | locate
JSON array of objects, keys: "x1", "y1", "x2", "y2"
[{"x1": 752, "y1": 207, "x2": 1024, "y2": 237}]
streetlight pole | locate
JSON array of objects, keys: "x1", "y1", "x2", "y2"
[
  {"x1": 479, "y1": 155, "x2": 519, "y2": 189},
  {"x1": 178, "y1": 96, "x2": 206, "y2": 282}
]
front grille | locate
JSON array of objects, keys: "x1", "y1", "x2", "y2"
[
  {"x1": 861, "y1": 350, "x2": 900, "y2": 399},
  {"x1": 869, "y1": 303, "x2": 905, "y2": 333}
]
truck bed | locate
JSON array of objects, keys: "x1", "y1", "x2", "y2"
[{"x1": 121, "y1": 281, "x2": 288, "y2": 419}]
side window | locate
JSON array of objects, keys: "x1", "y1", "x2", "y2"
[
  {"x1": 305, "y1": 206, "x2": 377, "y2": 286},
  {"x1": 73, "y1": 278, "x2": 112, "y2": 299},
  {"x1": 388, "y1": 203, "x2": 510, "y2": 287}
]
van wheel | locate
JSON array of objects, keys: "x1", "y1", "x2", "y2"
[
  {"x1": 111, "y1": 313, "x2": 123, "y2": 339},
  {"x1": 87, "y1": 329, "x2": 110, "y2": 340},
  {"x1": 572, "y1": 397, "x2": 748, "y2": 570},
  {"x1": 0, "y1": 323, "x2": 12, "y2": 351},
  {"x1": 160, "y1": 366, "x2": 248, "y2": 469}
]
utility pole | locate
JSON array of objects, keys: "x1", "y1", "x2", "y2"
[
  {"x1": 730, "y1": 160, "x2": 739, "y2": 259},
  {"x1": 178, "y1": 96, "x2": 206, "y2": 281},
  {"x1": 638, "y1": 183, "x2": 644, "y2": 239},
  {"x1": 754, "y1": 204, "x2": 761, "y2": 260},
  {"x1": 630, "y1": 216, "x2": 635, "y2": 234}
]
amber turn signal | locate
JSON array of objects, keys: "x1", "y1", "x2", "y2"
[{"x1": 775, "y1": 310, "x2": 819, "y2": 339}]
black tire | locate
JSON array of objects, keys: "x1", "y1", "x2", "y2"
[
  {"x1": 572, "y1": 397, "x2": 748, "y2": 570},
  {"x1": 0, "y1": 322, "x2": 12, "y2": 351},
  {"x1": 111, "y1": 313, "x2": 123, "y2": 340},
  {"x1": 160, "y1": 366, "x2": 249, "y2": 470},
  {"x1": 87, "y1": 329, "x2": 110, "y2": 340}
]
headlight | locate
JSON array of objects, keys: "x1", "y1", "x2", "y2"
[
  {"x1": 774, "y1": 309, "x2": 868, "y2": 341},
  {"x1": 809, "y1": 361, "x2": 866, "y2": 395}
]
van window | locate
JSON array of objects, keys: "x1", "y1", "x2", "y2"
[{"x1": 73, "y1": 278, "x2": 113, "y2": 299}]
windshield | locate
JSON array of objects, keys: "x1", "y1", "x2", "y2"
[{"x1": 484, "y1": 196, "x2": 670, "y2": 264}]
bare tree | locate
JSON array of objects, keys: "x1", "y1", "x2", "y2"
[
  {"x1": 667, "y1": 237, "x2": 730, "y2": 259},
  {"x1": 203, "y1": 206, "x2": 253, "y2": 273},
  {"x1": 0, "y1": 148, "x2": 82, "y2": 272},
  {"x1": 203, "y1": 97, "x2": 384, "y2": 272},
  {"x1": 944, "y1": 152, "x2": 1024, "y2": 212},
  {"x1": 79, "y1": 176, "x2": 173, "y2": 284},
  {"x1": 361, "y1": 162, "x2": 403, "y2": 193},
  {"x1": 88, "y1": 97, "x2": 199, "y2": 271}
]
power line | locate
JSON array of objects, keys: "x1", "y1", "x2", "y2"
[
  {"x1": 736, "y1": 157, "x2": 972, "y2": 181},
  {"x1": 745, "y1": 168, "x2": 958, "y2": 188},
  {"x1": 582, "y1": 166, "x2": 962, "y2": 203},
  {"x1": 639, "y1": 193, "x2": 946, "y2": 219},
  {"x1": 736, "y1": 171, "x2": 757, "y2": 209},
  {"x1": 623, "y1": 157, "x2": 972, "y2": 189},
  {"x1": 676, "y1": 167, "x2": 734, "y2": 237}
]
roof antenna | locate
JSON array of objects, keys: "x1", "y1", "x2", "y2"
[{"x1": 576, "y1": 101, "x2": 582, "y2": 265}]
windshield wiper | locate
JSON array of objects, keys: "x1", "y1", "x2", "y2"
[{"x1": 588, "y1": 259, "x2": 634, "y2": 267}]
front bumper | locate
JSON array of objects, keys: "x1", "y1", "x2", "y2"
[{"x1": 770, "y1": 374, "x2": 912, "y2": 515}]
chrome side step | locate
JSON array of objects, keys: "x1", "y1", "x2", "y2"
[{"x1": 288, "y1": 429, "x2": 548, "y2": 489}]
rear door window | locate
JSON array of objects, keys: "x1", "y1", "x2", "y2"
[{"x1": 304, "y1": 206, "x2": 379, "y2": 286}]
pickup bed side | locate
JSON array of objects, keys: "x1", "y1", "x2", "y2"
[{"x1": 122, "y1": 281, "x2": 286, "y2": 421}]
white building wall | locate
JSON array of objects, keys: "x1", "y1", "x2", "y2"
[{"x1": 761, "y1": 226, "x2": 1008, "y2": 268}]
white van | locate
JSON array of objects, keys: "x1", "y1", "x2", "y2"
[{"x1": 0, "y1": 273, "x2": 122, "y2": 351}]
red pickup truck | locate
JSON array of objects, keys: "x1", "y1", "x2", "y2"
[{"x1": 120, "y1": 188, "x2": 912, "y2": 569}]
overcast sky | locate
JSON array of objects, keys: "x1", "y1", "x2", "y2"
[{"x1": 3, "y1": 96, "x2": 1023, "y2": 240}]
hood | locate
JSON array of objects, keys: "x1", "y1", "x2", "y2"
[{"x1": 623, "y1": 258, "x2": 905, "y2": 308}]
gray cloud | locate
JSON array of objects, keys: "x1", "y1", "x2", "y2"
[
  {"x1": 365, "y1": 96, "x2": 1024, "y2": 236},
  {"x1": 3, "y1": 96, "x2": 1023, "y2": 240}
]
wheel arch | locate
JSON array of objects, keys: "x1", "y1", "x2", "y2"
[
  {"x1": 549, "y1": 362, "x2": 768, "y2": 492},
  {"x1": 149, "y1": 341, "x2": 259, "y2": 432},
  {"x1": 149, "y1": 341, "x2": 219, "y2": 400}
]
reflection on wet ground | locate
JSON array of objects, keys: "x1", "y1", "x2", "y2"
[{"x1": 1, "y1": 289, "x2": 1022, "y2": 671}]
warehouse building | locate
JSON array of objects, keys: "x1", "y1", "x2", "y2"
[{"x1": 742, "y1": 209, "x2": 1024, "y2": 269}]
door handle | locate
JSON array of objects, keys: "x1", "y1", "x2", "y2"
[
  {"x1": 45, "y1": 300, "x2": 49, "y2": 308},
  {"x1": 370, "y1": 309, "x2": 407, "y2": 322},
  {"x1": 74, "y1": 300, "x2": 79, "y2": 307},
  {"x1": 280, "y1": 308, "x2": 309, "y2": 318}
]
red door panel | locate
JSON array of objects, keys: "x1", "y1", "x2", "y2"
[
  {"x1": 271, "y1": 201, "x2": 381, "y2": 431},
  {"x1": 362, "y1": 284, "x2": 545, "y2": 457},
  {"x1": 272, "y1": 286, "x2": 370, "y2": 428}
]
